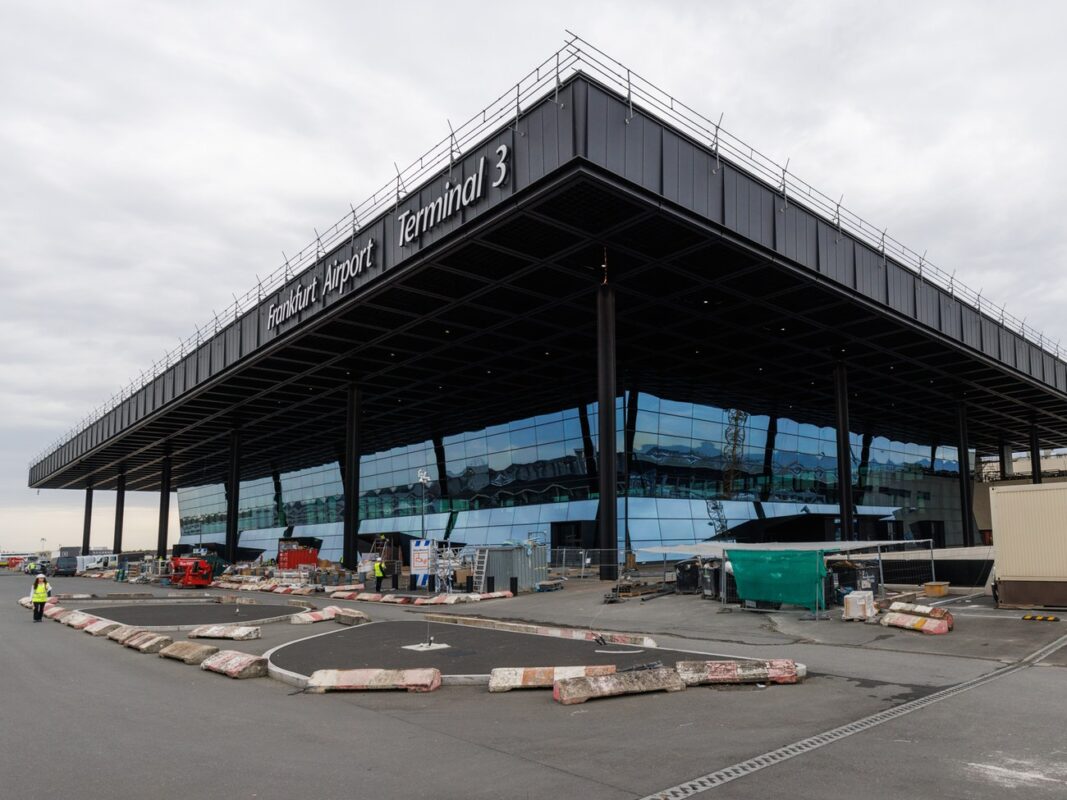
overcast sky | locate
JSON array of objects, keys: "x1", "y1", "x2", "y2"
[{"x1": 3, "y1": 1, "x2": 1067, "y2": 553}]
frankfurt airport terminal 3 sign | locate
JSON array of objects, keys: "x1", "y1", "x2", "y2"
[{"x1": 265, "y1": 141, "x2": 513, "y2": 334}]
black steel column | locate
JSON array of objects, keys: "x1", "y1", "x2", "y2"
[
  {"x1": 113, "y1": 468, "x2": 125, "y2": 555},
  {"x1": 82, "y1": 483, "x2": 93, "y2": 554},
  {"x1": 578, "y1": 402, "x2": 599, "y2": 496},
  {"x1": 225, "y1": 431, "x2": 240, "y2": 563},
  {"x1": 957, "y1": 404, "x2": 975, "y2": 547},
  {"x1": 271, "y1": 469, "x2": 287, "y2": 526},
  {"x1": 342, "y1": 385, "x2": 361, "y2": 568},
  {"x1": 156, "y1": 455, "x2": 171, "y2": 559},
  {"x1": 433, "y1": 434, "x2": 450, "y2": 506},
  {"x1": 998, "y1": 443, "x2": 1014, "y2": 479},
  {"x1": 623, "y1": 387, "x2": 639, "y2": 557},
  {"x1": 856, "y1": 431, "x2": 873, "y2": 508},
  {"x1": 1029, "y1": 425, "x2": 1042, "y2": 484},
  {"x1": 760, "y1": 415, "x2": 778, "y2": 501},
  {"x1": 833, "y1": 363, "x2": 855, "y2": 541},
  {"x1": 596, "y1": 282, "x2": 618, "y2": 579}
]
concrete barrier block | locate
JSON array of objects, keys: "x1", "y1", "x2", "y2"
[
  {"x1": 306, "y1": 668, "x2": 441, "y2": 693},
  {"x1": 880, "y1": 611, "x2": 950, "y2": 635},
  {"x1": 334, "y1": 608, "x2": 371, "y2": 626},
  {"x1": 675, "y1": 659, "x2": 800, "y2": 686},
  {"x1": 290, "y1": 587, "x2": 315, "y2": 596},
  {"x1": 379, "y1": 595, "x2": 412, "y2": 605},
  {"x1": 56, "y1": 593, "x2": 94, "y2": 600},
  {"x1": 553, "y1": 668, "x2": 686, "y2": 705},
  {"x1": 479, "y1": 591, "x2": 514, "y2": 600},
  {"x1": 131, "y1": 633, "x2": 173, "y2": 653},
  {"x1": 51, "y1": 610, "x2": 76, "y2": 624},
  {"x1": 888, "y1": 601, "x2": 954, "y2": 629},
  {"x1": 330, "y1": 591, "x2": 361, "y2": 600},
  {"x1": 355, "y1": 593, "x2": 383, "y2": 602},
  {"x1": 489, "y1": 665, "x2": 616, "y2": 692},
  {"x1": 200, "y1": 650, "x2": 268, "y2": 679},
  {"x1": 332, "y1": 584, "x2": 364, "y2": 592},
  {"x1": 43, "y1": 605, "x2": 67, "y2": 619},
  {"x1": 18, "y1": 596, "x2": 32, "y2": 609},
  {"x1": 107, "y1": 626, "x2": 146, "y2": 644},
  {"x1": 64, "y1": 612, "x2": 98, "y2": 630},
  {"x1": 159, "y1": 641, "x2": 219, "y2": 665},
  {"x1": 188, "y1": 624, "x2": 262, "y2": 640},
  {"x1": 84, "y1": 620, "x2": 121, "y2": 637},
  {"x1": 273, "y1": 587, "x2": 293, "y2": 594},
  {"x1": 123, "y1": 631, "x2": 160, "y2": 650}
]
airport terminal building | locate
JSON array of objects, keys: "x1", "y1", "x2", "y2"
[{"x1": 28, "y1": 40, "x2": 1067, "y2": 573}]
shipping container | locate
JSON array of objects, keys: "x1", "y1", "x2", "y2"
[{"x1": 989, "y1": 482, "x2": 1067, "y2": 607}]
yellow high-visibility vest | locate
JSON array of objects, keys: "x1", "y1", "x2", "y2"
[{"x1": 31, "y1": 582, "x2": 49, "y2": 603}]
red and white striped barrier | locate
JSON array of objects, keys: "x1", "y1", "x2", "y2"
[
  {"x1": 355, "y1": 592, "x2": 383, "y2": 602},
  {"x1": 553, "y1": 669, "x2": 686, "y2": 705},
  {"x1": 489, "y1": 665, "x2": 616, "y2": 692},
  {"x1": 675, "y1": 659, "x2": 802, "y2": 686},
  {"x1": 188, "y1": 624, "x2": 262, "y2": 640},
  {"x1": 331, "y1": 583, "x2": 364, "y2": 592},
  {"x1": 200, "y1": 650, "x2": 268, "y2": 679},
  {"x1": 880, "y1": 611, "x2": 950, "y2": 635},
  {"x1": 124, "y1": 632, "x2": 174, "y2": 653},
  {"x1": 305, "y1": 668, "x2": 441, "y2": 693},
  {"x1": 421, "y1": 614, "x2": 658, "y2": 648},
  {"x1": 63, "y1": 612, "x2": 99, "y2": 630},
  {"x1": 290, "y1": 606, "x2": 343, "y2": 624},
  {"x1": 158, "y1": 641, "x2": 219, "y2": 665},
  {"x1": 379, "y1": 595, "x2": 412, "y2": 605},
  {"x1": 477, "y1": 591, "x2": 514, "y2": 600},
  {"x1": 272, "y1": 587, "x2": 294, "y2": 595},
  {"x1": 18, "y1": 596, "x2": 32, "y2": 609},
  {"x1": 330, "y1": 590, "x2": 369, "y2": 600},
  {"x1": 51, "y1": 610, "x2": 76, "y2": 624},
  {"x1": 83, "y1": 620, "x2": 120, "y2": 637},
  {"x1": 43, "y1": 605, "x2": 67, "y2": 620},
  {"x1": 888, "y1": 601, "x2": 954, "y2": 629}
]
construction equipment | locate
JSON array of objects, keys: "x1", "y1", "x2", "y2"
[
  {"x1": 472, "y1": 547, "x2": 489, "y2": 593},
  {"x1": 170, "y1": 557, "x2": 215, "y2": 588}
]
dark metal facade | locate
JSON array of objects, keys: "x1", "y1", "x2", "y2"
[{"x1": 28, "y1": 75, "x2": 1067, "y2": 501}]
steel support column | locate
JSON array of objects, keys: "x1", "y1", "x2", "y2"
[
  {"x1": 271, "y1": 469, "x2": 286, "y2": 527},
  {"x1": 82, "y1": 483, "x2": 93, "y2": 554},
  {"x1": 998, "y1": 443, "x2": 1014, "y2": 479},
  {"x1": 225, "y1": 431, "x2": 240, "y2": 564},
  {"x1": 596, "y1": 282, "x2": 618, "y2": 580},
  {"x1": 342, "y1": 385, "x2": 361, "y2": 569},
  {"x1": 957, "y1": 405, "x2": 976, "y2": 547},
  {"x1": 113, "y1": 468, "x2": 125, "y2": 555},
  {"x1": 1029, "y1": 425, "x2": 1042, "y2": 484},
  {"x1": 833, "y1": 363, "x2": 855, "y2": 541},
  {"x1": 156, "y1": 455, "x2": 171, "y2": 559},
  {"x1": 760, "y1": 415, "x2": 778, "y2": 501}
]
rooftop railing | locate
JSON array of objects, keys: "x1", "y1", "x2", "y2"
[{"x1": 30, "y1": 33, "x2": 1063, "y2": 470}]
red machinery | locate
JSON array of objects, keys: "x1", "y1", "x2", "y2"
[
  {"x1": 170, "y1": 557, "x2": 214, "y2": 588},
  {"x1": 277, "y1": 537, "x2": 322, "y2": 570}
]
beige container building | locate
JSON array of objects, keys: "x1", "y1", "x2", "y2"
[{"x1": 989, "y1": 482, "x2": 1067, "y2": 607}]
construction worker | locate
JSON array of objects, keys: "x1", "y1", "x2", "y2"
[
  {"x1": 373, "y1": 556, "x2": 385, "y2": 593},
  {"x1": 30, "y1": 573, "x2": 51, "y2": 622}
]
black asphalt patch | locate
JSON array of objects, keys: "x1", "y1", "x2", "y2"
[
  {"x1": 271, "y1": 620, "x2": 703, "y2": 675},
  {"x1": 79, "y1": 603, "x2": 302, "y2": 626}
]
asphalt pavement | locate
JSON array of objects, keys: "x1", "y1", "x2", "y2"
[{"x1": 2, "y1": 573, "x2": 1065, "y2": 800}]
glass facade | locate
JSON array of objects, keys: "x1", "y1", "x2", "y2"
[{"x1": 178, "y1": 391, "x2": 970, "y2": 559}]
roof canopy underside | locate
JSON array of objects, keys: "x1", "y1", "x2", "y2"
[
  {"x1": 30, "y1": 75, "x2": 1067, "y2": 493},
  {"x1": 32, "y1": 167, "x2": 1067, "y2": 492}
]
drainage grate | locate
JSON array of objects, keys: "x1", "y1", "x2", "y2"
[{"x1": 641, "y1": 633, "x2": 1067, "y2": 799}]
